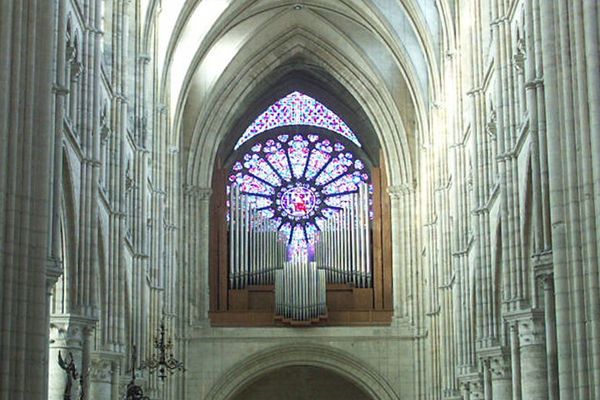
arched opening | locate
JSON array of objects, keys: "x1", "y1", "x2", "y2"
[
  {"x1": 205, "y1": 343, "x2": 400, "y2": 400},
  {"x1": 230, "y1": 366, "x2": 373, "y2": 400}
]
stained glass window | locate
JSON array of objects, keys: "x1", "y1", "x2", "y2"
[
  {"x1": 229, "y1": 134, "x2": 370, "y2": 258},
  {"x1": 234, "y1": 91, "x2": 360, "y2": 150}
]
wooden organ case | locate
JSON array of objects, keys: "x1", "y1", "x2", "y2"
[{"x1": 209, "y1": 145, "x2": 393, "y2": 327}]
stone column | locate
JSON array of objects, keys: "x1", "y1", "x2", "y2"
[
  {"x1": 518, "y1": 312, "x2": 548, "y2": 399},
  {"x1": 89, "y1": 352, "x2": 121, "y2": 399},
  {"x1": 0, "y1": 1, "x2": 57, "y2": 398},
  {"x1": 542, "y1": 275, "x2": 559, "y2": 400},
  {"x1": 48, "y1": 316, "x2": 94, "y2": 400}
]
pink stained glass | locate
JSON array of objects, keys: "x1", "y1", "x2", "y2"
[
  {"x1": 321, "y1": 173, "x2": 364, "y2": 195},
  {"x1": 244, "y1": 154, "x2": 281, "y2": 187},
  {"x1": 287, "y1": 136, "x2": 310, "y2": 179},
  {"x1": 234, "y1": 91, "x2": 361, "y2": 149},
  {"x1": 304, "y1": 148, "x2": 331, "y2": 181},
  {"x1": 229, "y1": 133, "x2": 371, "y2": 257},
  {"x1": 314, "y1": 154, "x2": 353, "y2": 186},
  {"x1": 264, "y1": 149, "x2": 292, "y2": 182},
  {"x1": 231, "y1": 173, "x2": 276, "y2": 195}
]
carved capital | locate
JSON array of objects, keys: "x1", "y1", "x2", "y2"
[
  {"x1": 518, "y1": 315, "x2": 546, "y2": 347},
  {"x1": 89, "y1": 353, "x2": 119, "y2": 384},
  {"x1": 457, "y1": 370, "x2": 483, "y2": 399},
  {"x1": 183, "y1": 184, "x2": 212, "y2": 200},
  {"x1": 477, "y1": 345, "x2": 512, "y2": 380},
  {"x1": 49, "y1": 315, "x2": 95, "y2": 349}
]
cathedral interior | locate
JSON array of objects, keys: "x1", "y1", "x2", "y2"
[{"x1": 1, "y1": 0, "x2": 600, "y2": 399}]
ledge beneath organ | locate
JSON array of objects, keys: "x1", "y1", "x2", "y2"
[{"x1": 213, "y1": 282, "x2": 390, "y2": 326}]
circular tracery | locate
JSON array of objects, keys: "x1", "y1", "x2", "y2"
[
  {"x1": 229, "y1": 133, "x2": 370, "y2": 257},
  {"x1": 279, "y1": 185, "x2": 318, "y2": 219}
]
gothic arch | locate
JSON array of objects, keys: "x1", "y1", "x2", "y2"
[
  {"x1": 181, "y1": 28, "x2": 416, "y2": 189},
  {"x1": 205, "y1": 343, "x2": 400, "y2": 400}
]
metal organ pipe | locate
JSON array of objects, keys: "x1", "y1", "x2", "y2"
[{"x1": 230, "y1": 183, "x2": 371, "y2": 321}]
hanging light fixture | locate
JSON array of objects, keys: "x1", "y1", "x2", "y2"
[{"x1": 140, "y1": 320, "x2": 185, "y2": 381}]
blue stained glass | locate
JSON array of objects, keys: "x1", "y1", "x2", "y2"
[
  {"x1": 315, "y1": 140, "x2": 333, "y2": 153},
  {"x1": 305, "y1": 149, "x2": 331, "y2": 181},
  {"x1": 287, "y1": 136, "x2": 310, "y2": 179},
  {"x1": 251, "y1": 143, "x2": 262, "y2": 152},
  {"x1": 314, "y1": 154, "x2": 353, "y2": 186},
  {"x1": 234, "y1": 91, "x2": 361, "y2": 149},
  {"x1": 322, "y1": 173, "x2": 362, "y2": 194},
  {"x1": 244, "y1": 154, "x2": 281, "y2": 186},
  {"x1": 265, "y1": 150, "x2": 292, "y2": 182},
  {"x1": 244, "y1": 195, "x2": 272, "y2": 209},
  {"x1": 305, "y1": 222, "x2": 319, "y2": 244}
]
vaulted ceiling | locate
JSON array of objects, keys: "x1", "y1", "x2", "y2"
[{"x1": 141, "y1": 0, "x2": 455, "y2": 187}]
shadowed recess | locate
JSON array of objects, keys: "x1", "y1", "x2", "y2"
[{"x1": 230, "y1": 365, "x2": 373, "y2": 400}]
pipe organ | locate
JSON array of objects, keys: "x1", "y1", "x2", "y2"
[
  {"x1": 275, "y1": 260, "x2": 327, "y2": 322},
  {"x1": 229, "y1": 185, "x2": 286, "y2": 289},
  {"x1": 314, "y1": 184, "x2": 372, "y2": 288},
  {"x1": 228, "y1": 183, "x2": 372, "y2": 322}
]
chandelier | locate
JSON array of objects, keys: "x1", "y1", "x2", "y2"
[{"x1": 140, "y1": 320, "x2": 185, "y2": 381}]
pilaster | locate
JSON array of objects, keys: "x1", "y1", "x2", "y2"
[
  {"x1": 506, "y1": 309, "x2": 548, "y2": 399},
  {"x1": 479, "y1": 346, "x2": 513, "y2": 400},
  {"x1": 48, "y1": 315, "x2": 96, "y2": 400},
  {"x1": 89, "y1": 352, "x2": 122, "y2": 399}
]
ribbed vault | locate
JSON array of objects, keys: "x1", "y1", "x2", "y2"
[{"x1": 140, "y1": 0, "x2": 450, "y2": 188}]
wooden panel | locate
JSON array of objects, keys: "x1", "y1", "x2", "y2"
[
  {"x1": 380, "y1": 153, "x2": 394, "y2": 309},
  {"x1": 229, "y1": 290, "x2": 248, "y2": 310},
  {"x1": 247, "y1": 285, "x2": 275, "y2": 310},
  {"x1": 209, "y1": 310, "x2": 392, "y2": 327},
  {"x1": 371, "y1": 166, "x2": 384, "y2": 309},
  {"x1": 353, "y1": 288, "x2": 374, "y2": 309}
]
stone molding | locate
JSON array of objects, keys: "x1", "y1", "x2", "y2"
[
  {"x1": 183, "y1": 184, "x2": 212, "y2": 200},
  {"x1": 387, "y1": 183, "x2": 414, "y2": 199}
]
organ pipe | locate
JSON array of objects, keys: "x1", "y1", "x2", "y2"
[{"x1": 229, "y1": 182, "x2": 371, "y2": 321}]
